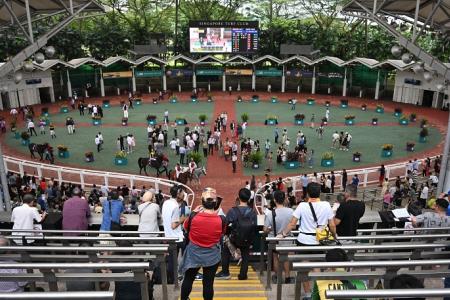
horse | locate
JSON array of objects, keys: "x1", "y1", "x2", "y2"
[
  {"x1": 29, "y1": 143, "x2": 49, "y2": 161},
  {"x1": 190, "y1": 167, "x2": 207, "y2": 187},
  {"x1": 138, "y1": 154, "x2": 169, "y2": 177}
]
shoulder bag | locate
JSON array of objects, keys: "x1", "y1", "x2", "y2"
[{"x1": 308, "y1": 202, "x2": 339, "y2": 246}]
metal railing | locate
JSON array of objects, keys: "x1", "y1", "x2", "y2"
[
  {"x1": 3, "y1": 155, "x2": 195, "y2": 208},
  {"x1": 326, "y1": 289, "x2": 450, "y2": 299},
  {"x1": 0, "y1": 291, "x2": 115, "y2": 300},
  {"x1": 254, "y1": 156, "x2": 437, "y2": 214}
]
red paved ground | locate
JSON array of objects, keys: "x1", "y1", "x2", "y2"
[{"x1": 1, "y1": 92, "x2": 448, "y2": 211}]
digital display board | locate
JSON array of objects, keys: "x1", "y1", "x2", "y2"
[{"x1": 189, "y1": 21, "x2": 258, "y2": 54}]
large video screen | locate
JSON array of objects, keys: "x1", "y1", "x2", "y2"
[{"x1": 189, "y1": 21, "x2": 258, "y2": 54}]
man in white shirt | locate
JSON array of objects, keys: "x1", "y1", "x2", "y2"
[
  {"x1": 430, "y1": 173, "x2": 439, "y2": 187},
  {"x1": 419, "y1": 183, "x2": 429, "y2": 208},
  {"x1": 126, "y1": 134, "x2": 133, "y2": 153},
  {"x1": 92, "y1": 105, "x2": 98, "y2": 117},
  {"x1": 123, "y1": 104, "x2": 129, "y2": 118},
  {"x1": 169, "y1": 138, "x2": 177, "y2": 153},
  {"x1": 11, "y1": 194, "x2": 47, "y2": 244},
  {"x1": 27, "y1": 120, "x2": 37, "y2": 136},
  {"x1": 164, "y1": 109, "x2": 169, "y2": 123},
  {"x1": 95, "y1": 135, "x2": 102, "y2": 152},
  {"x1": 331, "y1": 131, "x2": 340, "y2": 149},
  {"x1": 10, "y1": 108, "x2": 18, "y2": 118}
]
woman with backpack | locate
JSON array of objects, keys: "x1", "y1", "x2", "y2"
[{"x1": 180, "y1": 188, "x2": 226, "y2": 300}]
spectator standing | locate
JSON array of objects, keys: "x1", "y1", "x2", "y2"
[
  {"x1": 62, "y1": 187, "x2": 90, "y2": 236},
  {"x1": 330, "y1": 171, "x2": 336, "y2": 193},
  {"x1": 27, "y1": 120, "x2": 37, "y2": 136},
  {"x1": 419, "y1": 183, "x2": 429, "y2": 208},
  {"x1": 379, "y1": 164, "x2": 385, "y2": 187},
  {"x1": 100, "y1": 190, "x2": 124, "y2": 232},
  {"x1": 334, "y1": 184, "x2": 365, "y2": 237},
  {"x1": 301, "y1": 174, "x2": 309, "y2": 200},
  {"x1": 11, "y1": 194, "x2": 47, "y2": 244},
  {"x1": 66, "y1": 117, "x2": 75, "y2": 135},
  {"x1": 232, "y1": 153, "x2": 237, "y2": 173},
  {"x1": 413, "y1": 198, "x2": 450, "y2": 229},
  {"x1": 180, "y1": 188, "x2": 226, "y2": 300},
  {"x1": 341, "y1": 169, "x2": 348, "y2": 191},
  {"x1": 263, "y1": 191, "x2": 294, "y2": 283},
  {"x1": 95, "y1": 135, "x2": 102, "y2": 152},
  {"x1": 138, "y1": 191, "x2": 161, "y2": 237},
  {"x1": 216, "y1": 188, "x2": 257, "y2": 280}
]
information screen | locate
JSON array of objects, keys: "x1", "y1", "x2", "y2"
[{"x1": 189, "y1": 21, "x2": 258, "y2": 54}]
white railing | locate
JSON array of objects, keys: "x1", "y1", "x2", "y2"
[
  {"x1": 3, "y1": 155, "x2": 195, "y2": 208},
  {"x1": 254, "y1": 156, "x2": 438, "y2": 214}
]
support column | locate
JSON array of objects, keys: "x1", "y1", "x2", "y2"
[
  {"x1": 342, "y1": 68, "x2": 348, "y2": 97},
  {"x1": 251, "y1": 70, "x2": 256, "y2": 91},
  {"x1": 237, "y1": 78, "x2": 241, "y2": 91},
  {"x1": 100, "y1": 68, "x2": 105, "y2": 97},
  {"x1": 131, "y1": 67, "x2": 136, "y2": 93},
  {"x1": 117, "y1": 87, "x2": 120, "y2": 96},
  {"x1": 66, "y1": 69, "x2": 72, "y2": 98},
  {"x1": 281, "y1": 65, "x2": 286, "y2": 93},
  {"x1": 375, "y1": 69, "x2": 381, "y2": 100},
  {"x1": 162, "y1": 66, "x2": 167, "y2": 91},
  {"x1": 0, "y1": 142, "x2": 11, "y2": 212},
  {"x1": 192, "y1": 66, "x2": 197, "y2": 90},
  {"x1": 222, "y1": 73, "x2": 226, "y2": 92},
  {"x1": 311, "y1": 66, "x2": 316, "y2": 94}
]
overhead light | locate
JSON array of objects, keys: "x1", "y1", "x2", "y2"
[
  {"x1": 401, "y1": 53, "x2": 413, "y2": 64},
  {"x1": 391, "y1": 45, "x2": 402, "y2": 57}
]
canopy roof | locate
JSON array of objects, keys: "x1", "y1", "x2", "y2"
[
  {"x1": 344, "y1": 0, "x2": 450, "y2": 31},
  {"x1": 0, "y1": 0, "x2": 104, "y2": 27},
  {"x1": 14, "y1": 55, "x2": 431, "y2": 73}
]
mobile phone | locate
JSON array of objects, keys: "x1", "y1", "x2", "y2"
[{"x1": 215, "y1": 196, "x2": 223, "y2": 210}]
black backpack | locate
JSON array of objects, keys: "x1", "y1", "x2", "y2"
[{"x1": 230, "y1": 207, "x2": 257, "y2": 247}]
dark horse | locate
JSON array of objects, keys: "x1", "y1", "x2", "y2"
[
  {"x1": 29, "y1": 143, "x2": 49, "y2": 161},
  {"x1": 138, "y1": 154, "x2": 170, "y2": 177}
]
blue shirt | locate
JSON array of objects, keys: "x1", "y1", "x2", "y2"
[
  {"x1": 226, "y1": 206, "x2": 257, "y2": 225},
  {"x1": 100, "y1": 199, "x2": 124, "y2": 231},
  {"x1": 301, "y1": 176, "x2": 309, "y2": 187},
  {"x1": 352, "y1": 177, "x2": 360, "y2": 186}
]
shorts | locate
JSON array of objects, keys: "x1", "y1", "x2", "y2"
[{"x1": 295, "y1": 240, "x2": 322, "y2": 255}]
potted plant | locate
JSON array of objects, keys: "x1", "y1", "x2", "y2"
[
  {"x1": 20, "y1": 131, "x2": 30, "y2": 146},
  {"x1": 249, "y1": 152, "x2": 263, "y2": 169},
  {"x1": 191, "y1": 95, "x2": 198, "y2": 102},
  {"x1": 114, "y1": 150, "x2": 128, "y2": 165},
  {"x1": 187, "y1": 152, "x2": 203, "y2": 164},
  {"x1": 60, "y1": 104, "x2": 69, "y2": 113},
  {"x1": 241, "y1": 113, "x2": 249, "y2": 123},
  {"x1": 376, "y1": 104, "x2": 384, "y2": 113},
  {"x1": 40, "y1": 115, "x2": 50, "y2": 126},
  {"x1": 321, "y1": 117, "x2": 328, "y2": 125},
  {"x1": 344, "y1": 115, "x2": 356, "y2": 125},
  {"x1": 271, "y1": 96, "x2": 278, "y2": 103},
  {"x1": 285, "y1": 152, "x2": 300, "y2": 169},
  {"x1": 372, "y1": 117, "x2": 378, "y2": 126},
  {"x1": 361, "y1": 104, "x2": 367, "y2": 111},
  {"x1": 146, "y1": 115, "x2": 157, "y2": 125},
  {"x1": 321, "y1": 152, "x2": 335, "y2": 167},
  {"x1": 307, "y1": 98, "x2": 315, "y2": 105},
  {"x1": 41, "y1": 107, "x2": 49, "y2": 117},
  {"x1": 207, "y1": 94, "x2": 213, "y2": 102},
  {"x1": 251, "y1": 94, "x2": 259, "y2": 103},
  {"x1": 170, "y1": 96, "x2": 178, "y2": 103},
  {"x1": 237, "y1": 95, "x2": 243, "y2": 102},
  {"x1": 198, "y1": 114, "x2": 207, "y2": 126},
  {"x1": 57, "y1": 145, "x2": 69, "y2": 158},
  {"x1": 325, "y1": 100, "x2": 331, "y2": 107},
  {"x1": 420, "y1": 118, "x2": 428, "y2": 128},
  {"x1": 175, "y1": 116, "x2": 187, "y2": 125},
  {"x1": 85, "y1": 151, "x2": 94, "y2": 162},
  {"x1": 409, "y1": 113, "x2": 417, "y2": 122},
  {"x1": 419, "y1": 127, "x2": 428, "y2": 143},
  {"x1": 399, "y1": 115, "x2": 409, "y2": 125},
  {"x1": 265, "y1": 115, "x2": 278, "y2": 125},
  {"x1": 381, "y1": 144, "x2": 394, "y2": 157},
  {"x1": 122, "y1": 117, "x2": 128, "y2": 126},
  {"x1": 353, "y1": 152, "x2": 362, "y2": 162},
  {"x1": 294, "y1": 114, "x2": 305, "y2": 125},
  {"x1": 394, "y1": 108, "x2": 403, "y2": 117},
  {"x1": 406, "y1": 142, "x2": 415, "y2": 152},
  {"x1": 102, "y1": 99, "x2": 110, "y2": 108},
  {"x1": 340, "y1": 99, "x2": 348, "y2": 108},
  {"x1": 134, "y1": 98, "x2": 142, "y2": 105},
  {"x1": 92, "y1": 115, "x2": 102, "y2": 126}
]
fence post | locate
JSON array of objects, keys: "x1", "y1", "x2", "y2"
[
  {"x1": 130, "y1": 176, "x2": 134, "y2": 189},
  {"x1": 363, "y1": 169, "x2": 369, "y2": 187},
  {"x1": 386, "y1": 167, "x2": 391, "y2": 181},
  {"x1": 80, "y1": 171, "x2": 85, "y2": 189},
  {"x1": 104, "y1": 174, "x2": 109, "y2": 189},
  {"x1": 19, "y1": 162, "x2": 24, "y2": 177},
  {"x1": 57, "y1": 169, "x2": 62, "y2": 184},
  {"x1": 37, "y1": 166, "x2": 42, "y2": 178}
]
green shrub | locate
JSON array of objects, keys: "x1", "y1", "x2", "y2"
[
  {"x1": 187, "y1": 152, "x2": 202, "y2": 164},
  {"x1": 241, "y1": 113, "x2": 249, "y2": 123}
]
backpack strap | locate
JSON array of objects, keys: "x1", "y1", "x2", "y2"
[
  {"x1": 272, "y1": 209, "x2": 277, "y2": 236},
  {"x1": 185, "y1": 212, "x2": 197, "y2": 239},
  {"x1": 308, "y1": 202, "x2": 319, "y2": 227}
]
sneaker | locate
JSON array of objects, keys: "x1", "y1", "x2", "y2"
[
  {"x1": 237, "y1": 274, "x2": 248, "y2": 280},
  {"x1": 195, "y1": 273, "x2": 203, "y2": 281},
  {"x1": 215, "y1": 271, "x2": 231, "y2": 280}
]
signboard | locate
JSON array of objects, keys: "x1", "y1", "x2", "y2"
[
  {"x1": 166, "y1": 69, "x2": 193, "y2": 77},
  {"x1": 103, "y1": 71, "x2": 132, "y2": 79},
  {"x1": 225, "y1": 69, "x2": 253, "y2": 76},
  {"x1": 135, "y1": 70, "x2": 162, "y2": 78},
  {"x1": 255, "y1": 69, "x2": 282, "y2": 77},
  {"x1": 26, "y1": 79, "x2": 42, "y2": 85},
  {"x1": 196, "y1": 69, "x2": 223, "y2": 76},
  {"x1": 285, "y1": 70, "x2": 313, "y2": 78}
]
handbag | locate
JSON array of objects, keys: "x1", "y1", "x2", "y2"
[
  {"x1": 308, "y1": 202, "x2": 338, "y2": 245},
  {"x1": 108, "y1": 200, "x2": 122, "y2": 232}
]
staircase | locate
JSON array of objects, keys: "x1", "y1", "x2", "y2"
[{"x1": 188, "y1": 265, "x2": 267, "y2": 300}]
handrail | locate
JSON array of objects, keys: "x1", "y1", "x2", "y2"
[
  {"x1": 276, "y1": 243, "x2": 450, "y2": 252},
  {"x1": 358, "y1": 226, "x2": 450, "y2": 233},
  {"x1": 254, "y1": 155, "x2": 438, "y2": 214},
  {"x1": 326, "y1": 289, "x2": 450, "y2": 299},
  {"x1": 292, "y1": 259, "x2": 450, "y2": 269},
  {"x1": 0, "y1": 246, "x2": 169, "y2": 252},
  {"x1": 3, "y1": 155, "x2": 195, "y2": 208},
  {"x1": 0, "y1": 291, "x2": 115, "y2": 300},
  {"x1": 4, "y1": 235, "x2": 179, "y2": 242},
  {"x1": 0, "y1": 229, "x2": 165, "y2": 235},
  {"x1": 0, "y1": 262, "x2": 151, "y2": 269},
  {"x1": 266, "y1": 233, "x2": 450, "y2": 242}
]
